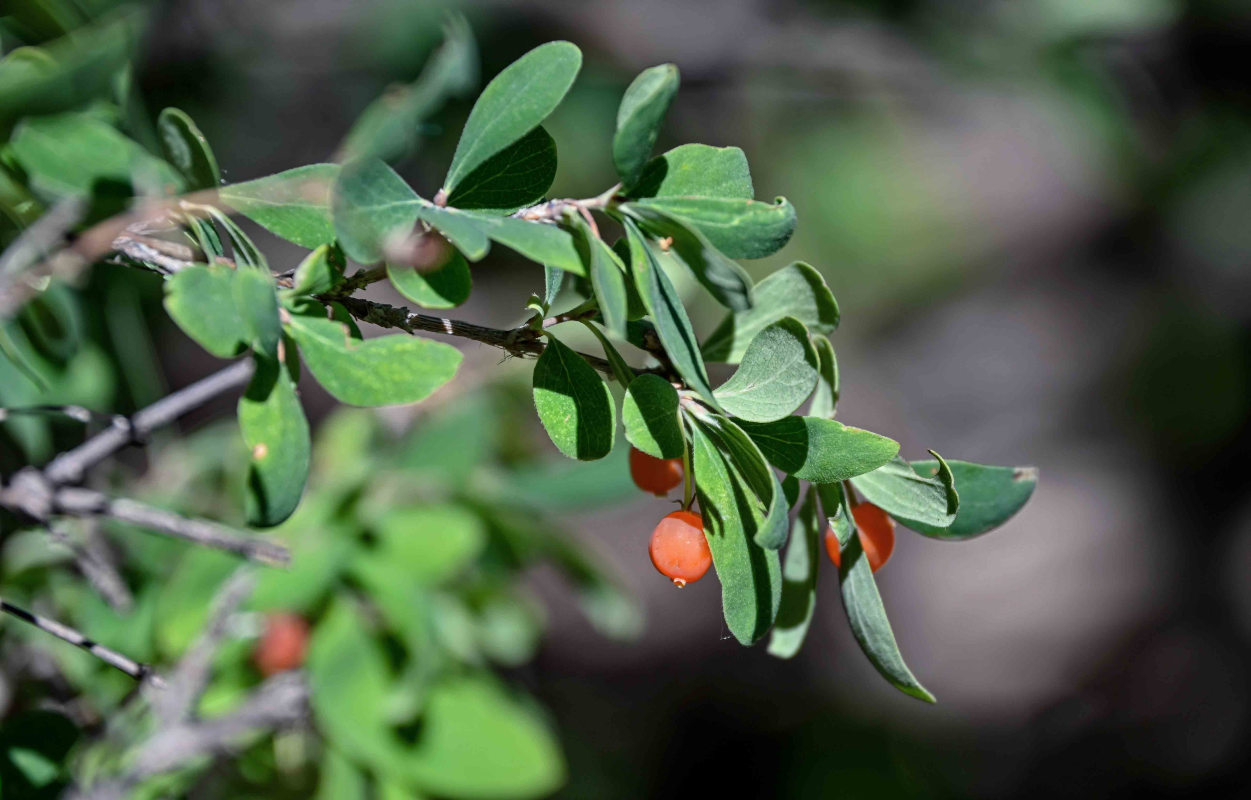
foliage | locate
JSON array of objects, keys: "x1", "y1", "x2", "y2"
[{"x1": 0, "y1": 7, "x2": 1037, "y2": 797}]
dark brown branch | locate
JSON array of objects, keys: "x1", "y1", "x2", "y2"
[{"x1": 331, "y1": 295, "x2": 638, "y2": 378}]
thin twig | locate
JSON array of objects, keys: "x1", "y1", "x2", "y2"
[
  {"x1": 0, "y1": 597, "x2": 159, "y2": 683},
  {"x1": 43, "y1": 359, "x2": 256, "y2": 485},
  {"x1": 153, "y1": 569, "x2": 256, "y2": 726},
  {"x1": 44, "y1": 521, "x2": 133, "y2": 612},
  {"x1": 55, "y1": 488, "x2": 290, "y2": 566},
  {"x1": 331, "y1": 295, "x2": 648, "y2": 377}
]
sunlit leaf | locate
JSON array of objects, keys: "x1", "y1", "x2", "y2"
[
  {"x1": 287, "y1": 316, "x2": 461, "y2": 407},
  {"x1": 532, "y1": 331, "x2": 615, "y2": 460},
  {"x1": 850, "y1": 453, "x2": 958, "y2": 529},
  {"x1": 714, "y1": 317, "x2": 818, "y2": 422},
  {"x1": 702, "y1": 262, "x2": 839, "y2": 364},
  {"x1": 688, "y1": 421, "x2": 782, "y2": 645},
  {"x1": 219, "y1": 164, "x2": 340, "y2": 249},
  {"x1": 622, "y1": 373, "x2": 682, "y2": 459},
  {"x1": 627, "y1": 143, "x2": 752, "y2": 199},
  {"x1": 907, "y1": 460, "x2": 1036, "y2": 539},
  {"x1": 443, "y1": 41, "x2": 581, "y2": 194},
  {"x1": 739, "y1": 416, "x2": 898, "y2": 483},
  {"x1": 612, "y1": 64, "x2": 679, "y2": 186},
  {"x1": 629, "y1": 196, "x2": 796, "y2": 260},
  {"x1": 238, "y1": 358, "x2": 310, "y2": 527}
]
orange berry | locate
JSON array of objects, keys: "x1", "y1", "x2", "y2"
[
  {"x1": 253, "y1": 612, "x2": 309, "y2": 676},
  {"x1": 649, "y1": 510, "x2": 711, "y2": 587},
  {"x1": 824, "y1": 502, "x2": 895, "y2": 573},
  {"x1": 629, "y1": 447, "x2": 683, "y2": 496}
]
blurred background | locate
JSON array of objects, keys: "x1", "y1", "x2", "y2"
[{"x1": 8, "y1": 0, "x2": 1251, "y2": 796}]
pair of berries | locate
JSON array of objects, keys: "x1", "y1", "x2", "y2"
[
  {"x1": 630, "y1": 448, "x2": 712, "y2": 587},
  {"x1": 632, "y1": 446, "x2": 897, "y2": 585}
]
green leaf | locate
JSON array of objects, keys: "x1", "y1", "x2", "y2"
[
  {"x1": 307, "y1": 600, "x2": 401, "y2": 768},
  {"x1": 290, "y1": 244, "x2": 346, "y2": 297},
  {"x1": 163, "y1": 266, "x2": 248, "y2": 358},
  {"x1": 543, "y1": 266, "x2": 564, "y2": 309},
  {"x1": 446, "y1": 126, "x2": 556, "y2": 213},
  {"x1": 621, "y1": 373, "x2": 681, "y2": 459},
  {"x1": 714, "y1": 317, "x2": 818, "y2": 422},
  {"x1": 766, "y1": 488, "x2": 821, "y2": 659},
  {"x1": 689, "y1": 422, "x2": 782, "y2": 645},
  {"x1": 238, "y1": 358, "x2": 310, "y2": 527},
  {"x1": 231, "y1": 268, "x2": 282, "y2": 360},
  {"x1": 613, "y1": 64, "x2": 679, "y2": 185},
  {"x1": 628, "y1": 143, "x2": 752, "y2": 199},
  {"x1": 907, "y1": 460, "x2": 1037, "y2": 540},
  {"x1": 338, "y1": 15, "x2": 477, "y2": 163},
  {"x1": 575, "y1": 219, "x2": 628, "y2": 338},
  {"x1": 156, "y1": 107, "x2": 220, "y2": 190},
  {"x1": 739, "y1": 416, "x2": 899, "y2": 483},
  {"x1": 703, "y1": 414, "x2": 789, "y2": 550},
  {"x1": 195, "y1": 203, "x2": 266, "y2": 269},
  {"x1": 443, "y1": 41, "x2": 582, "y2": 194},
  {"x1": 818, "y1": 484, "x2": 935, "y2": 703},
  {"x1": 702, "y1": 262, "x2": 839, "y2": 364},
  {"x1": 287, "y1": 316, "x2": 461, "y2": 407},
  {"x1": 9, "y1": 112, "x2": 182, "y2": 199},
  {"x1": 850, "y1": 453, "x2": 959, "y2": 530},
  {"x1": 332, "y1": 158, "x2": 421, "y2": 264},
  {"x1": 458, "y1": 211, "x2": 584, "y2": 275},
  {"x1": 387, "y1": 251, "x2": 471, "y2": 309},
  {"x1": 576, "y1": 319, "x2": 635, "y2": 388},
  {"x1": 219, "y1": 164, "x2": 340, "y2": 249},
  {"x1": 629, "y1": 195, "x2": 795, "y2": 260},
  {"x1": 532, "y1": 332, "x2": 615, "y2": 460},
  {"x1": 374, "y1": 505, "x2": 485, "y2": 584},
  {"x1": 407, "y1": 676, "x2": 566, "y2": 799},
  {"x1": 808, "y1": 335, "x2": 839, "y2": 419},
  {"x1": 0, "y1": 14, "x2": 135, "y2": 125},
  {"x1": 623, "y1": 219, "x2": 718, "y2": 406},
  {"x1": 317, "y1": 748, "x2": 368, "y2": 800},
  {"x1": 621, "y1": 203, "x2": 753, "y2": 311}
]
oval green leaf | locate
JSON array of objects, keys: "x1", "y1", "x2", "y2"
[
  {"x1": 714, "y1": 317, "x2": 819, "y2": 422},
  {"x1": 219, "y1": 163, "x2": 340, "y2": 249},
  {"x1": 739, "y1": 416, "x2": 899, "y2": 483},
  {"x1": 622, "y1": 373, "x2": 682, "y2": 459},
  {"x1": 630, "y1": 196, "x2": 795, "y2": 260},
  {"x1": 163, "y1": 265, "x2": 248, "y2": 358},
  {"x1": 332, "y1": 158, "x2": 421, "y2": 264},
  {"x1": 689, "y1": 421, "x2": 782, "y2": 645},
  {"x1": 907, "y1": 460, "x2": 1037, "y2": 540},
  {"x1": 287, "y1": 316, "x2": 461, "y2": 407},
  {"x1": 239, "y1": 358, "x2": 310, "y2": 527},
  {"x1": 532, "y1": 331, "x2": 615, "y2": 460},
  {"x1": 443, "y1": 41, "x2": 582, "y2": 194},
  {"x1": 613, "y1": 64, "x2": 679, "y2": 185},
  {"x1": 850, "y1": 453, "x2": 959, "y2": 529},
  {"x1": 627, "y1": 143, "x2": 753, "y2": 199},
  {"x1": 702, "y1": 262, "x2": 839, "y2": 364}
]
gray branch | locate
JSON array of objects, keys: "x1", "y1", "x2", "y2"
[
  {"x1": 0, "y1": 597, "x2": 159, "y2": 683},
  {"x1": 43, "y1": 358, "x2": 256, "y2": 485}
]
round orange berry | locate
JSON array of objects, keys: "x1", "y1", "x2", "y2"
[
  {"x1": 648, "y1": 509, "x2": 711, "y2": 587},
  {"x1": 824, "y1": 502, "x2": 895, "y2": 573},
  {"x1": 253, "y1": 612, "x2": 309, "y2": 676},
  {"x1": 629, "y1": 447, "x2": 683, "y2": 497}
]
